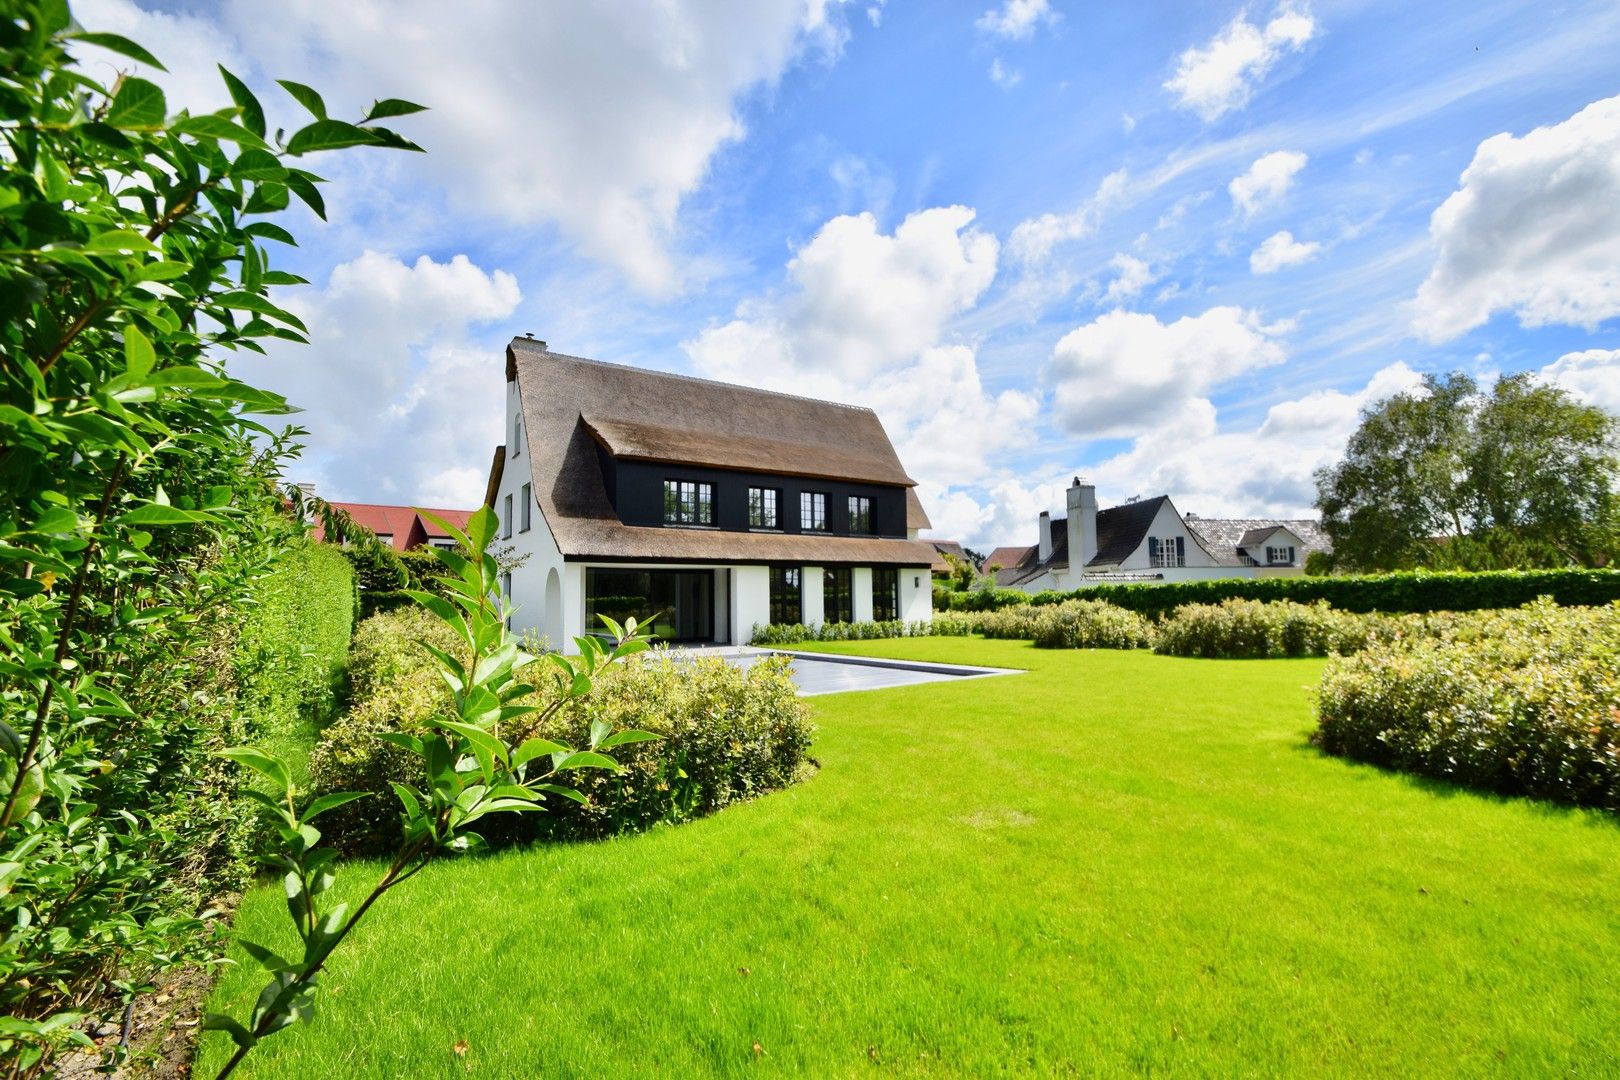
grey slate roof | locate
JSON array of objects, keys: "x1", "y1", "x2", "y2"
[
  {"x1": 999, "y1": 496, "x2": 1174, "y2": 585},
  {"x1": 1184, "y1": 516, "x2": 1331, "y2": 566},
  {"x1": 495, "y1": 339, "x2": 936, "y2": 566}
]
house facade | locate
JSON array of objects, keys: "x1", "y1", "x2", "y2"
[
  {"x1": 995, "y1": 477, "x2": 1329, "y2": 591},
  {"x1": 317, "y1": 502, "x2": 475, "y2": 551},
  {"x1": 485, "y1": 337, "x2": 936, "y2": 650}
]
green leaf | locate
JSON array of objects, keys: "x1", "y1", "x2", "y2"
[
  {"x1": 237, "y1": 938, "x2": 293, "y2": 972},
  {"x1": 171, "y1": 114, "x2": 264, "y2": 146},
  {"x1": 553, "y1": 750, "x2": 620, "y2": 773},
  {"x1": 364, "y1": 98, "x2": 429, "y2": 120},
  {"x1": 136, "y1": 260, "x2": 192, "y2": 282},
  {"x1": 67, "y1": 32, "x2": 168, "y2": 71},
  {"x1": 277, "y1": 79, "x2": 327, "y2": 119},
  {"x1": 597, "y1": 729, "x2": 662, "y2": 750},
  {"x1": 0, "y1": 861, "x2": 22, "y2": 899},
  {"x1": 229, "y1": 148, "x2": 287, "y2": 182},
  {"x1": 512, "y1": 737, "x2": 570, "y2": 769},
  {"x1": 115, "y1": 504, "x2": 212, "y2": 526},
  {"x1": 0, "y1": 720, "x2": 22, "y2": 759},
  {"x1": 124, "y1": 325, "x2": 154, "y2": 378},
  {"x1": 244, "y1": 221, "x2": 297, "y2": 245},
  {"x1": 302, "y1": 791, "x2": 369, "y2": 821},
  {"x1": 105, "y1": 76, "x2": 167, "y2": 129},
  {"x1": 284, "y1": 171, "x2": 326, "y2": 219},
  {"x1": 532, "y1": 783, "x2": 588, "y2": 806},
  {"x1": 213, "y1": 746, "x2": 291, "y2": 793},
  {"x1": 201, "y1": 1013, "x2": 257, "y2": 1050},
  {"x1": 82, "y1": 229, "x2": 157, "y2": 255},
  {"x1": 219, "y1": 65, "x2": 265, "y2": 137}
]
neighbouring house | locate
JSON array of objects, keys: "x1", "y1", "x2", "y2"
[
  {"x1": 994, "y1": 476, "x2": 1330, "y2": 591},
  {"x1": 927, "y1": 539, "x2": 970, "y2": 574},
  {"x1": 485, "y1": 337, "x2": 937, "y2": 650},
  {"x1": 316, "y1": 501, "x2": 476, "y2": 552}
]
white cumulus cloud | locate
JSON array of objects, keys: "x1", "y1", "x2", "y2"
[
  {"x1": 1165, "y1": 3, "x2": 1315, "y2": 121},
  {"x1": 1009, "y1": 168, "x2": 1130, "y2": 263},
  {"x1": 1229, "y1": 150, "x2": 1307, "y2": 217},
  {"x1": 684, "y1": 207, "x2": 1035, "y2": 528},
  {"x1": 231, "y1": 252, "x2": 522, "y2": 507},
  {"x1": 1102, "y1": 253, "x2": 1157, "y2": 302},
  {"x1": 1046, "y1": 306, "x2": 1290, "y2": 439},
  {"x1": 1413, "y1": 94, "x2": 1620, "y2": 341},
  {"x1": 976, "y1": 0, "x2": 1057, "y2": 41},
  {"x1": 1250, "y1": 230, "x2": 1322, "y2": 274},
  {"x1": 1539, "y1": 348, "x2": 1620, "y2": 414}
]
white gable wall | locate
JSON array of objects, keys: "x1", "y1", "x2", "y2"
[{"x1": 1114, "y1": 499, "x2": 1223, "y2": 571}]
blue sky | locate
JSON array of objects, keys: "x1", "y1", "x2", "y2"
[{"x1": 79, "y1": 0, "x2": 1620, "y2": 547}]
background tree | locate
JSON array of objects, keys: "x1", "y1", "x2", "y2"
[{"x1": 1316, "y1": 372, "x2": 1618, "y2": 571}]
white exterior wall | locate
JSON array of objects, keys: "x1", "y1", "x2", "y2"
[
  {"x1": 498, "y1": 377, "x2": 570, "y2": 649},
  {"x1": 732, "y1": 565, "x2": 770, "y2": 642},
  {"x1": 899, "y1": 566, "x2": 932, "y2": 623},
  {"x1": 852, "y1": 567, "x2": 874, "y2": 622},
  {"x1": 801, "y1": 566, "x2": 825, "y2": 625},
  {"x1": 1114, "y1": 500, "x2": 1222, "y2": 571}
]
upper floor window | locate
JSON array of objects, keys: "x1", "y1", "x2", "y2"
[
  {"x1": 1266, "y1": 545, "x2": 1295, "y2": 566},
  {"x1": 520, "y1": 482, "x2": 532, "y2": 532},
  {"x1": 800, "y1": 491, "x2": 827, "y2": 531},
  {"x1": 663, "y1": 479, "x2": 714, "y2": 526},
  {"x1": 748, "y1": 486, "x2": 780, "y2": 529},
  {"x1": 848, "y1": 496, "x2": 872, "y2": 534},
  {"x1": 512, "y1": 414, "x2": 522, "y2": 457},
  {"x1": 502, "y1": 493, "x2": 513, "y2": 539},
  {"x1": 1149, "y1": 536, "x2": 1184, "y2": 568}
]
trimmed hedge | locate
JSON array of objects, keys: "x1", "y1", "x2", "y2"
[
  {"x1": 978, "y1": 600, "x2": 1154, "y2": 649},
  {"x1": 233, "y1": 539, "x2": 356, "y2": 769},
  {"x1": 1153, "y1": 598, "x2": 1395, "y2": 659},
  {"x1": 939, "y1": 568, "x2": 1620, "y2": 619},
  {"x1": 750, "y1": 615, "x2": 976, "y2": 645},
  {"x1": 1315, "y1": 601, "x2": 1620, "y2": 809},
  {"x1": 312, "y1": 610, "x2": 813, "y2": 851}
]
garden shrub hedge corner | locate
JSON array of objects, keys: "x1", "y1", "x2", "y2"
[{"x1": 1314, "y1": 600, "x2": 1620, "y2": 809}]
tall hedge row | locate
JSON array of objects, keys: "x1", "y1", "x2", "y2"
[
  {"x1": 937, "y1": 568, "x2": 1620, "y2": 618},
  {"x1": 233, "y1": 539, "x2": 357, "y2": 767}
]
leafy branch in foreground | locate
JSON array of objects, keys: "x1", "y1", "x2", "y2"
[{"x1": 204, "y1": 506, "x2": 657, "y2": 1079}]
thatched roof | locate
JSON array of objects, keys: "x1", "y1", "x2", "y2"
[{"x1": 504, "y1": 339, "x2": 935, "y2": 566}]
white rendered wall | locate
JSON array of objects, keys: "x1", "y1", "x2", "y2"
[
  {"x1": 1116, "y1": 500, "x2": 1222, "y2": 571},
  {"x1": 801, "y1": 566, "x2": 825, "y2": 625},
  {"x1": 498, "y1": 376, "x2": 568, "y2": 649},
  {"x1": 732, "y1": 565, "x2": 770, "y2": 642},
  {"x1": 852, "y1": 566, "x2": 874, "y2": 622},
  {"x1": 899, "y1": 566, "x2": 932, "y2": 623}
]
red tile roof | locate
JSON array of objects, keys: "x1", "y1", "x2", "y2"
[{"x1": 316, "y1": 502, "x2": 477, "y2": 550}]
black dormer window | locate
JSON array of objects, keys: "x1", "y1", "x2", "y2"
[
  {"x1": 848, "y1": 495, "x2": 872, "y2": 534},
  {"x1": 801, "y1": 491, "x2": 827, "y2": 531},
  {"x1": 663, "y1": 479, "x2": 714, "y2": 526}
]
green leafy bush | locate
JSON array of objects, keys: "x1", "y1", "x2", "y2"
[
  {"x1": 1314, "y1": 601, "x2": 1620, "y2": 808},
  {"x1": 232, "y1": 539, "x2": 356, "y2": 767},
  {"x1": 941, "y1": 568, "x2": 1620, "y2": 618},
  {"x1": 1153, "y1": 598, "x2": 1392, "y2": 659},
  {"x1": 313, "y1": 613, "x2": 813, "y2": 851},
  {"x1": 978, "y1": 601, "x2": 1153, "y2": 649},
  {"x1": 750, "y1": 616, "x2": 974, "y2": 645}
]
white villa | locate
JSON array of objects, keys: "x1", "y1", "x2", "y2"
[
  {"x1": 484, "y1": 337, "x2": 936, "y2": 651},
  {"x1": 989, "y1": 477, "x2": 1330, "y2": 592}
]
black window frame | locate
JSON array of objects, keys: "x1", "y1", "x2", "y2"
[
  {"x1": 848, "y1": 495, "x2": 872, "y2": 534},
  {"x1": 519, "y1": 482, "x2": 532, "y2": 532},
  {"x1": 769, "y1": 566, "x2": 802, "y2": 625},
  {"x1": 872, "y1": 567, "x2": 899, "y2": 622},
  {"x1": 800, "y1": 490, "x2": 828, "y2": 532},
  {"x1": 823, "y1": 567, "x2": 853, "y2": 624},
  {"x1": 748, "y1": 486, "x2": 781, "y2": 529},
  {"x1": 662, "y1": 478, "x2": 715, "y2": 526},
  {"x1": 502, "y1": 493, "x2": 513, "y2": 539}
]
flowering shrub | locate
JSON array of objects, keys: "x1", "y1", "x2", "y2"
[
  {"x1": 750, "y1": 616, "x2": 974, "y2": 644},
  {"x1": 1314, "y1": 600, "x2": 1620, "y2": 808},
  {"x1": 978, "y1": 600, "x2": 1154, "y2": 649},
  {"x1": 313, "y1": 614, "x2": 813, "y2": 850},
  {"x1": 1153, "y1": 598, "x2": 1391, "y2": 659}
]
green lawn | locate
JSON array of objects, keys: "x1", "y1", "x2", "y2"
[{"x1": 197, "y1": 638, "x2": 1620, "y2": 1078}]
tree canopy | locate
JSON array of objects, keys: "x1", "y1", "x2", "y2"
[{"x1": 1314, "y1": 372, "x2": 1618, "y2": 571}]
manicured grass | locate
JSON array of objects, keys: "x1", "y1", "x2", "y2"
[{"x1": 197, "y1": 639, "x2": 1620, "y2": 1077}]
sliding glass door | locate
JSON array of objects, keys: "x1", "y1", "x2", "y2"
[{"x1": 585, "y1": 568, "x2": 714, "y2": 642}]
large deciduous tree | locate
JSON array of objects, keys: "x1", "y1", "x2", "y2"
[{"x1": 1315, "y1": 372, "x2": 1618, "y2": 571}]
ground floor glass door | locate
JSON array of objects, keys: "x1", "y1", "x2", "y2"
[{"x1": 585, "y1": 568, "x2": 714, "y2": 642}]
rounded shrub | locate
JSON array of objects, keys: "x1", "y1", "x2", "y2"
[
  {"x1": 1153, "y1": 598, "x2": 1380, "y2": 659},
  {"x1": 1031, "y1": 600, "x2": 1155, "y2": 649}
]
